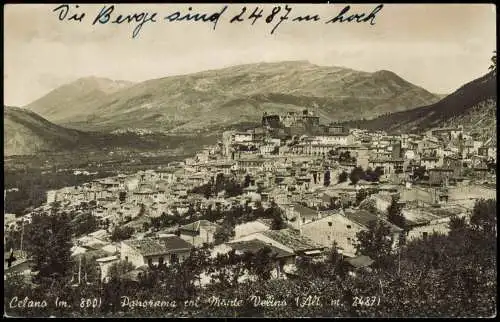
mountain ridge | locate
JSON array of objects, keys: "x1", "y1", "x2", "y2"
[
  {"x1": 343, "y1": 71, "x2": 497, "y2": 142},
  {"x1": 25, "y1": 61, "x2": 441, "y2": 133}
]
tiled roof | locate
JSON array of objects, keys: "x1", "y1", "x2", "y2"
[
  {"x1": 293, "y1": 204, "x2": 317, "y2": 218},
  {"x1": 261, "y1": 229, "x2": 323, "y2": 252},
  {"x1": 343, "y1": 209, "x2": 403, "y2": 233},
  {"x1": 228, "y1": 239, "x2": 294, "y2": 258},
  {"x1": 179, "y1": 220, "x2": 221, "y2": 233},
  {"x1": 123, "y1": 237, "x2": 192, "y2": 257}
]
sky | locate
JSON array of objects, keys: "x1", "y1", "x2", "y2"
[{"x1": 4, "y1": 3, "x2": 497, "y2": 107}]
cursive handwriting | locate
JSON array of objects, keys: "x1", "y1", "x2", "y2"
[
  {"x1": 51, "y1": 4, "x2": 384, "y2": 38},
  {"x1": 164, "y1": 6, "x2": 227, "y2": 31},
  {"x1": 93, "y1": 5, "x2": 158, "y2": 39},
  {"x1": 325, "y1": 4, "x2": 384, "y2": 25}
]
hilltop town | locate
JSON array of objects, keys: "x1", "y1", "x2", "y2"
[{"x1": 5, "y1": 109, "x2": 496, "y2": 288}]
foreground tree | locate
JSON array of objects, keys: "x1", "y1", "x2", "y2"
[
  {"x1": 25, "y1": 212, "x2": 73, "y2": 286},
  {"x1": 355, "y1": 220, "x2": 393, "y2": 267}
]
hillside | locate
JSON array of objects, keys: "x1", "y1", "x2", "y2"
[
  {"x1": 4, "y1": 106, "x2": 202, "y2": 156},
  {"x1": 26, "y1": 77, "x2": 134, "y2": 123},
  {"x1": 4, "y1": 106, "x2": 88, "y2": 156},
  {"x1": 26, "y1": 61, "x2": 441, "y2": 133},
  {"x1": 344, "y1": 72, "x2": 497, "y2": 141}
]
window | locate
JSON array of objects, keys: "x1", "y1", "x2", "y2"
[
  {"x1": 125, "y1": 256, "x2": 128, "y2": 262},
  {"x1": 327, "y1": 235, "x2": 331, "y2": 240},
  {"x1": 347, "y1": 225, "x2": 352, "y2": 229},
  {"x1": 422, "y1": 232, "x2": 428, "y2": 239},
  {"x1": 328, "y1": 222, "x2": 332, "y2": 227}
]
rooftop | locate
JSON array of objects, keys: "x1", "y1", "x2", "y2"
[
  {"x1": 123, "y1": 237, "x2": 192, "y2": 257},
  {"x1": 228, "y1": 239, "x2": 294, "y2": 259},
  {"x1": 343, "y1": 209, "x2": 403, "y2": 233},
  {"x1": 345, "y1": 255, "x2": 374, "y2": 268},
  {"x1": 261, "y1": 229, "x2": 324, "y2": 252},
  {"x1": 179, "y1": 220, "x2": 221, "y2": 233}
]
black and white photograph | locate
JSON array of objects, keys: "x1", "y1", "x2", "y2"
[{"x1": 3, "y1": 3, "x2": 497, "y2": 318}]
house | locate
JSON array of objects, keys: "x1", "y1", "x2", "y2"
[
  {"x1": 120, "y1": 236, "x2": 193, "y2": 268},
  {"x1": 403, "y1": 206, "x2": 468, "y2": 241},
  {"x1": 234, "y1": 219, "x2": 272, "y2": 239},
  {"x1": 442, "y1": 155, "x2": 463, "y2": 177},
  {"x1": 365, "y1": 192, "x2": 395, "y2": 213},
  {"x1": 420, "y1": 157, "x2": 442, "y2": 169},
  {"x1": 478, "y1": 138, "x2": 497, "y2": 161},
  {"x1": 428, "y1": 168, "x2": 454, "y2": 186},
  {"x1": 285, "y1": 203, "x2": 320, "y2": 226},
  {"x1": 179, "y1": 220, "x2": 222, "y2": 247},
  {"x1": 368, "y1": 158, "x2": 405, "y2": 175},
  {"x1": 226, "y1": 239, "x2": 295, "y2": 278},
  {"x1": 96, "y1": 255, "x2": 120, "y2": 281},
  {"x1": 232, "y1": 228, "x2": 325, "y2": 258},
  {"x1": 301, "y1": 212, "x2": 361, "y2": 257},
  {"x1": 301, "y1": 209, "x2": 403, "y2": 257}
]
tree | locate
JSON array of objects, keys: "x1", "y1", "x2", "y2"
[
  {"x1": 489, "y1": 50, "x2": 496, "y2": 75},
  {"x1": 244, "y1": 174, "x2": 251, "y2": 188},
  {"x1": 25, "y1": 212, "x2": 73, "y2": 286},
  {"x1": 72, "y1": 212, "x2": 99, "y2": 237},
  {"x1": 214, "y1": 224, "x2": 234, "y2": 245},
  {"x1": 374, "y1": 166, "x2": 384, "y2": 180},
  {"x1": 355, "y1": 189, "x2": 369, "y2": 206},
  {"x1": 119, "y1": 191, "x2": 127, "y2": 203},
  {"x1": 412, "y1": 166, "x2": 426, "y2": 181},
  {"x1": 250, "y1": 247, "x2": 276, "y2": 281},
  {"x1": 138, "y1": 203, "x2": 146, "y2": 217},
  {"x1": 349, "y1": 167, "x2": 365, "y2": 185},
  {"x1": 355, "y1": 220, "x2": 393, "y2": 266},
  {"x1": 110, "y1": 226, "x2": 135, "y2": 242},
  {"x1": 270, "y1": 214, "x2": 286, "y2": 230},
  {"x1": 323, "y1": 170, "x2": 331, "y2": 187},
  {"x1": 387, "y1": 195, "x2": 405, "y2": 230},
  {"x1": 359, "y1": 198, "x2": 378, "y2": 214},
  {"x1": 338, "y1": 171, "x2": 348, "y2": 183},
  {"x1": 365, "y1": 167, "x2": 382, "y2": 182},
  {"x1": 470, "y1": 199, "x2": 496, "y2": 239}
]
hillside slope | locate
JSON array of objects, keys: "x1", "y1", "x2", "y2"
[
  {"x1": 4, "y1": 106, "x2": 88, "y2": 156},
  {"x1": 4, "y1": 106, "x2": 177, "y2": 156},
  {"x1": 344, "y1": 72, "x2": 497, "y2": 141},
  {"x1": 26, "y1": 61, "x2": 440, "y2": 133},
  {"x1": 26, "y1": 77, "x2": 134, "y2": 123}
]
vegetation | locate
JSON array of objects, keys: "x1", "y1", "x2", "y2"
[
  {"x1": 110, "y1": 226, "x2": 135, "y2": 242},
  {"x1": 489, "y1": 50, "x2": 496, "y2": 76},
  {"x1": 4, "y1": 199, "x2": 496, "y2": 317},
  {"x1": 349, "y1": 167, "x2": 365, "y2": 185},
  {"x1": 190, "y1": 173, "x2": 244, "y2": 199},
  {"x1": 323, "y1": 170, "x2": 331, "y2": 187},
  {"x1": 338, "y1": 171, "x2": 348, "y2": 183}
]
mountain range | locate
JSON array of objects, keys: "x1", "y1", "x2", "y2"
[
  {"x1": 6, "y1": 61, "x2": 496, "y2": 156},
  {"x1": 26, "y1": 61, "x2": 441, "y2": 133},
  {"x1": 4, "y1": 106, "x2": 174, "y2": 157},
  {"x1": 343, "y1": 71, "x2": 497, "y2": 142}
]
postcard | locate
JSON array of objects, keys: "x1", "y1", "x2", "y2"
[{"x1": 3, "y1": 3, "x2": 497, "y2": 318}]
